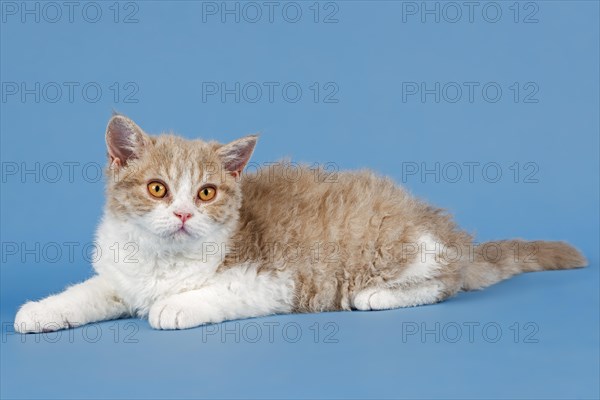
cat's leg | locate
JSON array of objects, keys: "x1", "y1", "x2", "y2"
[
  {"x1": 352, "y1": 280, "x2": 448, "y2": 310},
  {"x1": 14, "y1": 275, "x2": 128, "y2": 333},
  {"x1": 148, "y1": 266, "x2": 294, "y2": 330}
]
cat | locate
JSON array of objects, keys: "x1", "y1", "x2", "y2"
[{"x1": 14, "y1": 115, "x2": 587, "y2": 332}]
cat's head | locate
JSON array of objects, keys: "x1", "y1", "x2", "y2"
[{"x1": 104, "y1": 115, "x2": 256, "y2": 246}]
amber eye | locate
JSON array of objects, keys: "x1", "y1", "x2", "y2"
[
  {"x1": 198, "y1": 186, "x2": 216, "y2": 201},
  {"x1": 147, "y1": 181, "x2": 167, "y2": 198}
]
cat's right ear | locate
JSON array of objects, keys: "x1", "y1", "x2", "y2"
[{"x1": 105, "y1": 115, "x2": 150, "y2": 168}]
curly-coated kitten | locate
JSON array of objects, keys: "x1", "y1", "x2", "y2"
[{"x1": 14, "y1": 115, "x2": 587, "y2": 332}]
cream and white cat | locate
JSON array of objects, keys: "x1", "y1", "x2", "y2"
[{"x1": 14, "y1": 115, "x2": 587, "y2": 332}]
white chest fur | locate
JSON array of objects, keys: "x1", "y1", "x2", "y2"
[{"x1": 93, "y1": 215, "x2": 226, "y2": 316}]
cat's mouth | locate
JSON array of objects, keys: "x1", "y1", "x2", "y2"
[
  {"x1": 175, "y1": 224, "x2": 190, "y2": 235},
  {"x1": 171, "y1": 225, "x2": 191, "y2": 237}
]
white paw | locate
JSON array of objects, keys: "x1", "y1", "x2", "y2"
[
  {"x1": 14, "y1": 301, "x2": 78, "y2": 333},
  {"x1": 352, "y1": 289, "x2": 377, "y2": 310},
  {"x1": 367, "y1": 291, "x2": 398, "y2": 310},
  {"x1": 148, "y1": 298, "x2": 202, "y2": 330},
  {"x1": 352, "y1": 288, "x2": 398, "y2": 310}
]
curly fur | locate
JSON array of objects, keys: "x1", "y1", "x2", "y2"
[{"x1": 14, "y1": 115, "x2": 588, "y2": 332}]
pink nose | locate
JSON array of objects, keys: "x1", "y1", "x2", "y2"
[{"x1": 174, "y1": 212, "x2": 192, "y2": 223}]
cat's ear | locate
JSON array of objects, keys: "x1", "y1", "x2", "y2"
[
  {"x1": 105, "y1": 115, "x2": 150, "y2": 168},
  {"x1": 217, "y1": 135, "x2": 258, "y2": 178}
]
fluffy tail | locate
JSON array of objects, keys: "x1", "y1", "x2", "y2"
[{"x1": 462, "y1": 240, "x2": 587, "y2": 291}]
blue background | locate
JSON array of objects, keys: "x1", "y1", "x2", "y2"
[{"x1": 1, "y1": 1, "x2": 598, "y2": 398}]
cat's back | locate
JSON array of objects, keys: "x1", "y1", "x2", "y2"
[
  {"x1": 242, "y1": 161, "x2": 404, "y2": 213},
  {"x1": 237, "y1": 162, "x2": 428, "y2": 245}
]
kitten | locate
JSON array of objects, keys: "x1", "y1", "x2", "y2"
[{"x1": 14, "y1": 115, "x2": 587, "y2": 332}]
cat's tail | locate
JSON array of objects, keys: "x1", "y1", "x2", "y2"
[{"x1": 462, "y1": 240, "x2": 587, "y2": 291}]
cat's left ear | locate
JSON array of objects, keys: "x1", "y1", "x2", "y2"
[{"x1": 217, "y1": 135, "x2": 258, "y2": 178}]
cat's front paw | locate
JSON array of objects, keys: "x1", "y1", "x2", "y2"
[
  {"x1": 148, "y1": 298, "x2": 203, "y2": 330},
  {"x1": 14, "y1": 301, "x2": 77, "y2": 333}
]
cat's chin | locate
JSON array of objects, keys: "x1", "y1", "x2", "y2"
[{"x1": 147, "y1": 230, "x2": 207, "y2": 255}]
